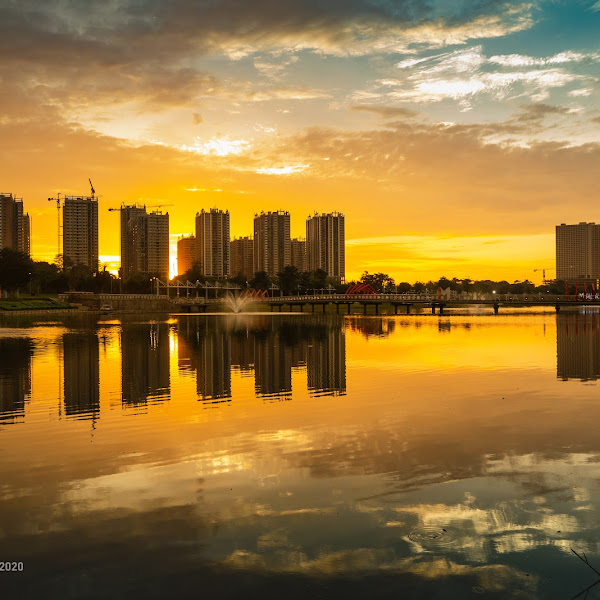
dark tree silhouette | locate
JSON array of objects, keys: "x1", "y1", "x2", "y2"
[
  {"x1": 0, "y1": 249, "x2": 34, "y2": 294},
  {"x1": 277, "y1": 265, "x2": 300, "y2": 295},
  {"x1": 250, "y1": 271, "x2": 270, "y2": 290}
]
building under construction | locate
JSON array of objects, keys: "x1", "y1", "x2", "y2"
[{"x1": 62, "y1": 195, "x2": 98, "y2": 271}]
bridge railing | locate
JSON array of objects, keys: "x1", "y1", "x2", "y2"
[
  {"x1": 265, "y1": 294, "x2": 434, "y2": 302},
  {"x1": 169, "y1": 292, "x2": 598, "y2": 305},
  {"x1": 264, "y1": 293, "x2": 595, "y2": 303}
]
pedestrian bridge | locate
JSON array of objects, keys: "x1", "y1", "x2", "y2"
[{"x1": 172, "y1": 293, "x2": 600, "y2": 315}]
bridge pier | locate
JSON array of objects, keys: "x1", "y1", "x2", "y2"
[
  {"x1": 431, "y1": 303, "x2": 444, "y2": 315},
  {"x1": 363, "y1": 303, "x2": 368, "y2": 315},
  {"x1": 311, "y1": 304, "x2": 315, "y2": 313},
  {"x1": 555, "y1": 304, "x2": 561, "y2": 313},
  {"x1": 374, "y1": 304, "x2": 379, "y2": 315},
  {"x1": 493, "y1": 302, "x2": 499, "y2": 315},
  {"x1": 393, "y1": 303, "x2": 409, "y2": 315},
  {"x1": 335, "y1": 303, "x2": 340, "y2": 314}
]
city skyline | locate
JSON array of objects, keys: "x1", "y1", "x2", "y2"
[
  {"x1": 2, "y1": 2, "x2": 600, "y2": 283},
  {"x1": 7, "y1": 192, "x2": 600, "y2": 286}
]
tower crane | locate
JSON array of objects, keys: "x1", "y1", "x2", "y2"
[
  {"x1": 48, "y1": 180, "x2": 99, "y2": 265},
  {"x1": 47, "y1": 194, "x2": 63, "y2": 260},
  {"x1": 533, "y1": 267, "x2": 554, "y2": 284}
]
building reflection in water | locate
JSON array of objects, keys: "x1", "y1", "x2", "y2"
[
  {"x1": 346, "y1": 316, "x2": 396, "y2": 338},
  {"x1": 557, "y1": 311, "x2": 600, "y2": 381},
  {"x1": 62, "y1": 332, "x2": 100, "y2": 420},
  {"x1": 177, "y1": 315, "x2": 346, "y2": 402},
  {"x1": 120, "y1": 323, "x2": 170, "y2": 407},
  {"x1": 307, "y1": 324, "x2": 346, "y2": 396},
  {"x1": 254, "y1": 327, "x2": 293, "y2": 400},
  {"x1": 0, "y1": 337, "x2": 33, "y2": 423},
  {"x1": 178, "y1": 318, "x2": 232, "y2": 404},
  {"x1": 230, "y1": 327, "x2": 254, "y2": 377}
]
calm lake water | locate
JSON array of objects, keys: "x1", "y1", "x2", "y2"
[{"x1": 1, "y1": 310, "x2": 600, "y2": 599}]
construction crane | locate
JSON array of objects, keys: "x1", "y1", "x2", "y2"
[
  {"x1": 47, "y1": 193, "x2": 63, "y2": 260},
  {"x1": 47, "y1": 181, "x2": 98, "y2": 263},
  {"x1": 147, "y1": 203, "x2": 173, "y2": 211},
  {"x1": 534, "y1": 267, "x2": 554, "y2": 284}
]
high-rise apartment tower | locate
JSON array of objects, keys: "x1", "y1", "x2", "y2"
[
  {"x1": 63, "y1": 195, "x2": 98, "y2": 271},
  {"x1": 177, "y1": 235, "x2": 196, "y2": 276},
  {"x1": 195, "y1": 209, "x2": 230, "y2": 278},
  {"x1": 253, "y1": 211, "x2": 291, "y2": 277},
  {"x1": 119, "y1": 204, "x2": 169, "y2": 280},
  {"x1": 0, "y1": 193, "x2": 30, "y2": 255},
  {"x1": 145, "y1": 211, "x2": 170, "y2": 280},
  {"x1": 291, "y1": 238, "x2": 307, "y2": 272},
  {"x1": 120, "y1": 205, "x2": 148, "y2": 279},
  {"x1": 556, "y1": 222, "x2": 600, "y2": 282},
  {"x1": 306, "y1": 212, "x2": 345, "y2": 282},
  {"x1": 230, "y1": 236, "x2": 254, "y2": 279}
]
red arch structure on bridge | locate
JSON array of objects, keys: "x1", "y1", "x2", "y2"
[
  {"x1": 245, "y1": 288, "x2": 269, "y2": 299},
  {"x1": 345, "y1": 283, "x2": 377, "y2": 295}
]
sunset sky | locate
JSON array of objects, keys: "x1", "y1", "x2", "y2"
[{"x1": 2, "y1": 0, "x2": 600, "y2": 282}]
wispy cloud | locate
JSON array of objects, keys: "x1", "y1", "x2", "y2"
[
  {"x1": 364, "y1": 46, "x2": 597, "y2": 110},
  {"x1": 254, "y1": 54, "x2": 299, "y2": 78},
  {"x1": 179, "y1": 137, "x2": 251, "y2": 156},
  {"x1": 255, "y1": 164, "x2": 309, "y2": 175},
  {"x1": 351, "y1": 105, "x2": 419, "y2": 120},
  {"x1": 245, "y1": 87, "x2": 331, "y2": 101}
]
